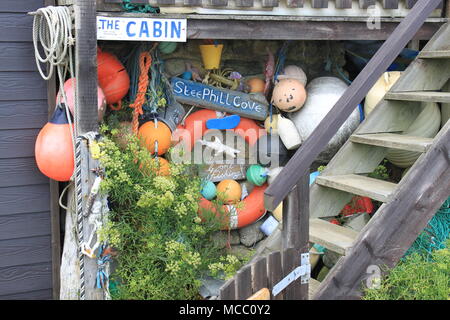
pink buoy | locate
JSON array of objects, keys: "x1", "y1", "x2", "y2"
[{"x1": 57, "y1": 78, "x2": 107, "y2": 121}]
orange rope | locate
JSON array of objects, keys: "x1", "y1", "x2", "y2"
[{"x1": 129, "y1": 51, "x2": 152, "y2": 135}]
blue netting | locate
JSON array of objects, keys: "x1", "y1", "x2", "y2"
[
  {"x1": 403, "y1": 197, "x2": 450, "y2": 259},
  {"x1": 122, "y1": 0, "x2": 159, "y2": 13}
]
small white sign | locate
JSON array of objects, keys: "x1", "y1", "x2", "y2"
[{"x1": 97, "y1": 16, "x2": 187, "y2": 42}]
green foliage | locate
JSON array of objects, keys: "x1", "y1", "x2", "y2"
[
  {"x1": 368, "y1": 160, "x2": 389, "y2": 181},
  {"x1": 97, "y1": 124, "x2": 246, "y2": 300},
  {"x1": 363, "y1": 242, "x2": 450, "y2": 300}
]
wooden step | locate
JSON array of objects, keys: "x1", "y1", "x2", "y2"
[
  {"x1": 385, "y1": 91, "x2": 450, "y2": 103},
  {"x1": 309, "y1": 278, "x2": 321, "y2": 299},
  {"x1": 310, "y1": 218, "x2": 359, "y2": 255},
  {"x1": 315, "y1": 174, "x2": 397, "y2": 203},
  {"x1": 419, "y1": 50, "x2": 450, "y2": 59},
  {"x1": 350, "y1": 133, "x2": 433, "y2": 153}
]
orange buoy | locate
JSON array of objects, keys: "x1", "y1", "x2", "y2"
[
  {"x1": 138, "y1": 121, "x2": 172, "y2": 156},
  {"x1": 139, "y1": 156, "x2": 171, "y2": 176},
  {"x1": 58, "y1": 78, "x2": 107, "y2": 121},
  {"x1": 199, "y1": 184, "x2": 267, "y2": 230},
  {"x1": 35, "y1": 107, "x2": 74, "y2": 181},
  {"x1": 247, "y1": 78, "x2": 265, "y2": 93},
  {"x1": 271, "y1": 79, "x2": 307, "y2": 112},
  {"x1": 97, "y1": 48, "x2": 130, "y2": 105},
  {"x1": 216, "y1": 179, "x2": 242, "y2": 204}
]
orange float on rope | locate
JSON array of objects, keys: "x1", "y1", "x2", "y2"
[
  {"x1": 97, "y1": 48, "x2": 130, "y2": 105},
  {"x1": 138, "y1": 121, "x2": 172, "y2": 156},
  {"x1": 35, "y1": 107, "x2": 74, "y2": 182},
  {"x1": 199, "y1": 184, "x2": 267, "y2": 230},
  {"x1": 216, "y1": 179, "x2": 241, "y2": 204},
  {"x1": 173, "y1": 109, "x2": 265, "y2": 151}
]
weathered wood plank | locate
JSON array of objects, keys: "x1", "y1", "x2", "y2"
[
  {"x1": 0, "y1": 72, "x2": 47, "y2": 101},
  {"x1": 386, "y1": 91, "x2": 450, "y2": 103},
  {"x1": 0, "y1": 262, "x2": 52, "y2": 297},
  {"x1": 209, "y1": 0, "x2": 228, "y2": 6},
  {"x1": 336, "y1": 0, "x2": 352, "y2": 9},
  {"x1": 0, "y1": 43, "x2": 39, "y2": 72},
  {"x1": 282, "y1": 247, "x2": 297, "y2": 299},
  {"x1": 235, "y1": 0, "x2": 254, "y2": 7},
  {"x1": 0, "y1": 211, "x2": 50, "y2": 241},
  {"x1": 235, "y1": 264, "x2": 252, "y2": 300},
  {"x1": 309, "y1": 278, "x2": 321, "y2": 299},
  {"x1": 0, "y1": 288, "x2": 52, "y2": 300},
  {"x1": 309, "y1": 218, "x2": 359, "y2": 255},
  {"x1": 219, "y1": 278, "x2": 236, "y2": 300},
  {"x1": 315, "y1": 174, "x2": 397, "y2": 203},
  {"x1": 0, "y1": 184, "x2": 50, "y2": 216},
  {"x1": 74, "y1": 0, "x2": 99, "y2": 134},
  {"x1": 359, "y1": 0, "x2": 376, "y2": 9},
  {"x1": 350, "y1": 133, "x2": 433, "y2": 152},
  {"x1": 314, "y1": 119, "x2": 450, "y2": 299},
  {"x1": 310, "y1": 184, "x2": 355, "y2": 218},
  {"x1": 264, "y1": 0, "x2": 443, "y2": 211},
  {"x1": 251, "y1": 257, "x2": 268, "y2": 294},
  {"x1": 267, "y1": 251, "x2": 283, "y2": 300},
  {"x1": 406, "y1": 0, "x2": 419, "y2": 9},
  {"x1": 0, "y1": 13, "x2": 34, "y2": 42},
  {"x1": 286, "y1": 0, "x2": 304, "y2": 8},
  {"x1": 0, "y1": 129, "x2": 41, "y2": 159},
  {"x1": 419, "y1": 50, "x2": 450, "y2": 58},
  {"x1": 262, "y1": 0, "x2": 279, "y2": 7},
  {"x1": 0, "y1": 235, "x2": 51, "y2": 268},
  {"x1": 156, "y1": 0, "x2": 176, "y2": 5},
  {"x1": 0, "y1": 100, "x2": 48, "y2": 130},
  {"x1": 0, "y1": 1, "x2": 44, "y2": 13},
  {"x1": 0, "y1": 158, "x2": 48, "y2": 187},
  {"x1": 311, "y1": 0, "x2": 328, "y2": 8},
  {"x1": 383, "y1": 0, "x2": 399, "y2": 9}
]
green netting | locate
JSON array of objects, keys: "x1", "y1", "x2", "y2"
[
  {"x1": 122, "y1": 0, "x2": 159, "y2": 13},
  {"x1": 403, "y1": 197, "x2": 450, "y2": 259}
]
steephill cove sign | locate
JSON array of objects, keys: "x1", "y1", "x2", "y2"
[{"x1": 171, "y1": 77, "x2": 269, "y2": 121}]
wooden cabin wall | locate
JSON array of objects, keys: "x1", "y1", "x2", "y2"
[{"x1": 0, "y1": 0, "x2": 53, "y2": 299}]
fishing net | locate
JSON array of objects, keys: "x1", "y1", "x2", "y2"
[
  {"x1": 403, "y1": 196, "x2": 450, "y2": 259},
  {"x1": 122, "y1": 0, "x2": 160, "y2": 13}
]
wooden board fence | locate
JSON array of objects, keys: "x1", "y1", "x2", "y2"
[{"x1": 219, "y1": 247, "x2": 303, "y2": 300}]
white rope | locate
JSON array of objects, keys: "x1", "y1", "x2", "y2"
[{"x1": 32, "y1": 6, "x2": 87, "y2": 300}]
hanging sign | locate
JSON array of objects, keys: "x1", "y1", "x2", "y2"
[
  {"x1": 171, "y1": 77, "x2": 269, "y2": 121},
  {"x1": 199, "y1": 164, "x2": 247, "y2": 182},
  {"x1": 97, "y1": 16, "x2": 187, "y2": 42}
]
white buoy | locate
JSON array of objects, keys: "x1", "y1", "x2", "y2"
[
  {"x1": 288, "y1": 77, "x2": 361, "y2": 162},
  {"x1": 268, "y1": 167, "x2": 284, "y2": 185},
  {"x1": 278, "y1": 116, "x2": 302, "y2": 150},
  {"x1": 364, "y1": 71, "x2": 402, "y2": 115}
]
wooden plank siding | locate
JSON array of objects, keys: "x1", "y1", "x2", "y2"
[{"x1": 0, "y1": 0, "x2": 53, "y2": 299}]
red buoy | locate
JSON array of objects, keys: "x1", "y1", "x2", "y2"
[
  {"x1": 97, "y1": 48, "x2": 130, "y2": 105},
  {"x1": 35, "y1": 107, "x2": 74, "y2": 181}
]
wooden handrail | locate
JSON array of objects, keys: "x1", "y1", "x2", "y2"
[{"x1": 264, "y1": 0, "x2": 444, "y2": 212}]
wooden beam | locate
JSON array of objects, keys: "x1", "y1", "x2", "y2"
[
  {"x1": 45, "y1": 0, "x2": 61, "y2": 302},
  {"x1": 74, "y1": 0, "x2": 98, "y2": 134},
  {"x1": 313, "y1": 119, "x2": 450, "y2": 299},
  {"x1": 264, "y1": 0, "x2": 443, "y2": 211},
  {"x1": 96, "y1": 12, "x2": 443, "y2": 41}
]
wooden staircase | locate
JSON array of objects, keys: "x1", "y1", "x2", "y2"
[
  {"x1": 250, "y1": 19, "x2": 450, "y2": 299},
  {"x1": 309, "y1": 22, "x2": 450, "y2": 258}
]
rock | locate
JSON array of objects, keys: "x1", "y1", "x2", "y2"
[
  {"x1": 211, "y1": 230, "x2": 240, "y2": 248},
  {"x1": 343, "y1": 212, "x2": 370, "y2": 232},
  {"x1": 228, "y1": 244, "x2": 255, "y2": 260},
  {"x1": 199, "y1": 276, "x2": 226, "y2": 299},
  {"x1": 238, "y1": 220, "x2": 265, "y2": 247},
  {"x1": 322, "y1": 250, "x2": 341, "y2": 269}
]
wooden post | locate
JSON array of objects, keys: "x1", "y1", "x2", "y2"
[
  {"x1": 281, "y1": 171, "x2": 310, "y2": 300},
  {"x1": 45, "y1": 0, "x2": 61, "y2": 302},
  {"x1": 73, "y1": 0, "x2": 101, "y2": 300}
]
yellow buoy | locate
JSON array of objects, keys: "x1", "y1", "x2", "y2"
[{"x1": 364, "y1": 71, "x2": 402, "y2": 115}]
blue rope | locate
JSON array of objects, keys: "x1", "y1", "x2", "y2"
[
  {"x1": 404, "y1": 197, "x2": 450, "y2": 260},
  {"x1": 96, "y1": 244, "x2": 112, "y2": 289}
]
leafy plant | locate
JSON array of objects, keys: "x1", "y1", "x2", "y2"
[
  {"x1": 96, "y1": 123, "x2": 247, "y2": 300},
  {"x1": 368, "y1": 160, "x2": 389, "y2": 181},
  {"x1": 363, "y1": 242, "x2": 450, "y2": 300}
]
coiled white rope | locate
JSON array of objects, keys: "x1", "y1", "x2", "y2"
[{"x1": 32, "y1": 6, "x2": 87, "y2": 300}]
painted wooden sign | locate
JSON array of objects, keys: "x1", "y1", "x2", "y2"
[
  {"x1": 171, "y1": 77, "x2": 269, "y2": 121},
  {"x1": 199, "y1": 164, "x2": 247, "y2": 182},
  {"x1": 97, "y1": 16, "x2": 187, "y2": 42}
]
